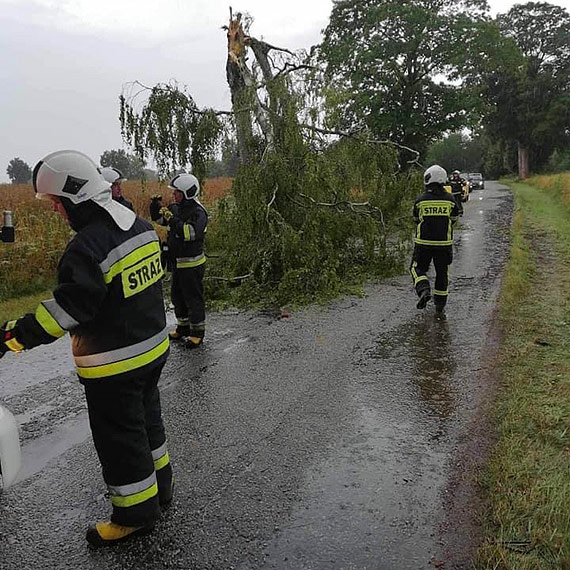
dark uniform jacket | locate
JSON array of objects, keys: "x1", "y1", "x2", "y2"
[
  {"x1": 150, "y1": 198, "x2": 208, "y2": 270},
  {"x1": 12, "y1": 213, "x2": 168, "y2": 382},
  {"x1": 413, "y1": 190, "x2": 459, "y2": 246},
  {"x1": 115, "y1": 195, "x2": 134, "y2": 212}
]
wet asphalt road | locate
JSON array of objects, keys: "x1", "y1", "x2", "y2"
[{"x1": 0, "y1": 182, "x2": 512, "y2": 570}]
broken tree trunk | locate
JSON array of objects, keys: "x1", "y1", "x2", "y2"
[
  {"x1": 226, "y1": 9, "x2": 254, "y2": 164},
  {"x1": 225, "y1": 9, "x2": 275, "y2": 163}
]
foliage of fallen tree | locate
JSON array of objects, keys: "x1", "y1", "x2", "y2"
[{"x1": 119, "y1": 9, "x2": 421, "y2": 306}]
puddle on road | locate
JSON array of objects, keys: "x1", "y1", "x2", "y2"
[
  {"x1": 367, "y1": 318, "x2": 457, "y2": 421},
  {"x1": 0, "y1": 338, "x2": 74, "y2": 398},
  {"x1": 15, "y1": 411, "x2": 90, "y2": 484},
  {"x1": 256, "y1": 314, "x2": 460, "y2": 569}
]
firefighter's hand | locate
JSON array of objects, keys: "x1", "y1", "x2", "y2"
[
  {"x1": 159, "y1": 207, "x2": 173, "y2": 222},
  {"x1": 151, "y1": 194, "x2": 162, "y2": 201},
  {"x1": 1, "y1": 321, "x2": 22, "y2": 356}
]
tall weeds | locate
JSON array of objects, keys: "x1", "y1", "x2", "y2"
[{"x1": 0, "y1": 179, "x2": 233, "y2": 302}]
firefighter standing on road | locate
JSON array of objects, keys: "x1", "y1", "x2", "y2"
[
  {"x1": 410, "y1": 165, "x2": 460, "y2": 315},
  {"x1": 100, "y1": 166, "x2": 134, "y2": 211},
  {"x1": 150, "y1": 173, "x2": 208, "y2": 349},
  {"x1": 448, "y1": 169, "x2": 466, "y2": 215},
  {"x1": 0, "y1": 150, "x2": 173, "y2": 547}
]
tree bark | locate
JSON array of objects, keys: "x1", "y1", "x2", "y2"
[
  {"x1": 225, "y1": 10, "x2": 276, "y2": 163},
  {"x1": 518, "y1": 142, "x2": 530, "y2": 179},
  {"x1": 226, "y1": 10, "x2": 254, "y2": 164}
]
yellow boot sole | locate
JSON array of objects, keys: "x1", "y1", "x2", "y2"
[{"x1": 85, "y1": 521, "x2": 154, "y2": 548}]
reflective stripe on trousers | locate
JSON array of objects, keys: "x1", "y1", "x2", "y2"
[
  {"x1": 176, "y1": 254, "x2": 206, "y2": 269},
  {"x1": 75, "y1": 328, "x2": 170, "y2": 379}
]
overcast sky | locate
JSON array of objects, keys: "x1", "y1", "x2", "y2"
[{"x1": 1, "y1": 0, "x2": 569, "y2": 182}]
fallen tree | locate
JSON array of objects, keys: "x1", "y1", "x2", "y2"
[{"x1": 120, "y1": 8, "x2": 420, "y2": 305}]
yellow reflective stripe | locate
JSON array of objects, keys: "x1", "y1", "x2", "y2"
[
  {"x1": 434, "y1": 289, "x2": 449, "y2": 296},
  {"x1": 176, "y1": 255, "x2": 206, "y2": 269},
  {"x1": 35, "y1": 304, "x2": 65, "y2": 338},
  {"x1": 417, "y1": 200, "x2": 454, "y2": 207},
  {"x1": 6, "y1": 337, "x2": 24, "y2": 352},
  {"x1": 76, "y1": 337, "x2": 169, "y2": 379},
  {"x1": 154, "y1": 451, "x2": 170, "y2": 471},
  {"x1": 111, "y1": 482, "x2": 158, "y2": 508},
  {"x1": 410, "y1": 261, "x2": 420, "y2": 282},
  {"x1": 103, "y1": 242, "x2": 160, "y2": 284},
  {"x1": 183, "y1": 224, "x2": 194, "y2": 241},
  {"x1": 413, "y1": 238, "x2": 453, "y2": 246}
]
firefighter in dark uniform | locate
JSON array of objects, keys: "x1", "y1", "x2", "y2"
[
  {"x1": 448, "y1": 169, "x2": 466, "y2": 215},
  {"x1": 100, "y1": 166, "x2": 134, "y2": 211},
  {"x1": 410, "y1": 165, "x2": 460, "y2": 314},
  {"x1": 0, "y1": 150, "x2": 173, "y2": 547},
  {"x1": 150, "y1": 173, "x2": 208, "y2": 349}
]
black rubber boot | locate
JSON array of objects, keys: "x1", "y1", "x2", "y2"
[
  {"x1": 416, "y1": 289, "x2": 431, "y2": 309},
  {"x1": 160, "y1": 480, "x2": 175, "y2": 511},
  {"x1": 169, "y1": 326, "x2": 190, "y2": 341},
  {"x1": 185, "y1": 328, "x2": 204, "y2": 350}
]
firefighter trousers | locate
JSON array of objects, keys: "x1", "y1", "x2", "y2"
[
  {"x1": 410, "y1": 244, "x2": 453, "y2": 307},
  {"x1": 83, "y1": 362, "x2": 173, "y2": 527},
  {"x1": 171, "y1": 265, "x2": 206, "y2": 337}
]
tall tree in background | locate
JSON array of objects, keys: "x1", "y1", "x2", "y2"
[
  {"x1": 484, "y1": 2, "x2": 570, "y2": 177},
  {"x1": 318, "y1": 0, "x2": 489, "y2": 161},
  {"x1": 6, "y1": 157, "x2": 32, "y2": 184},
  {"x1": 100, "y1": 149, "x2": 146, "y2": 179},
  {"x1": 426, "y1": 132, "x2": 485, "y2": 174}
]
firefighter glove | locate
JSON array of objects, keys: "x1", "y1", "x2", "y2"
[
  {"x1": 1, "y1": 321, "x2": 24, "y2": 355},
  {"x1": 159, "y1": 207, "x2": 173, "y2": 222}
]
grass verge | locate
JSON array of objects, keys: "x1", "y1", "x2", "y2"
[
  {"x1": 0, "y1": 289, "x2": 54, "y2": 324},
  {"x1": 477, "y1": 178, "x2": 570, "y2": 569}
]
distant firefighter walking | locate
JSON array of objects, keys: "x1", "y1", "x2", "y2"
[{"x1": 410, "y1": 165, "x2": 460, "y2": 315}]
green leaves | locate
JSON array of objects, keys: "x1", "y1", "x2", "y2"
[
  {"x1": 120, "y1": 82, "x2": 224, "y2": 182},
  {"x1": 318, "y1": 0, "x2": 490, "y2": 157},
  {"x1": 6, "y1": 157, "x2": 31, "y2": 184},
  {"x1": 477, "y1": 2, "x2": 570, "y2": 173}
]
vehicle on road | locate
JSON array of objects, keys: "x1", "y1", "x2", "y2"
[
  {"x1": 0, "y1": 404, "x2": 21, "y2": 489},
  {"x1": 469, "y1": 172, "x2": 485, "y2": 190}
]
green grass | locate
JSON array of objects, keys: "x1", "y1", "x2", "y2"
[
  {"x1": 477, "y1": 179, "x2": 570, "y2": 569},
  {"x1": 0, "y1": 289, "x2": 54, "y2": 324}
]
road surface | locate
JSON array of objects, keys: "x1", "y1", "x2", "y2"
[{"x1": 0, "y1": 182, "x2": 512, "y2": 570}]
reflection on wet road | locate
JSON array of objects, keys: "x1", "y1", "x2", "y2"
[{"x1": 0, "y1": 183, "x2": 512, "y2": 570}]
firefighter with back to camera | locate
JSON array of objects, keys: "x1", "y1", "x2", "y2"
[{"x1": 410, "y1": 165, "x2": 460, "y2": 315}]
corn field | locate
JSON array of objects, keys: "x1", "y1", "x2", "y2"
[{"x1": 0, "y1": 178, "x2": 233, "y2": 302}]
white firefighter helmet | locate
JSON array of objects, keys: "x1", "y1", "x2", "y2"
[
  {"x1": 168, "y1": 173, "x2": 200, "y2": 200},
  {"x1": 452, "y1": 170, "x2": 461, "y2": 175},
  {"x1": 423, "y1": 165, "x2": 448, "y2": 186},
  {"x1": 33, "y1": 150, "x2": 135, "y2": 231},
  {"x1": 100, "y1": 166, "x2": 127, "y2": 185}
]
